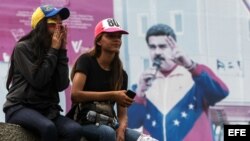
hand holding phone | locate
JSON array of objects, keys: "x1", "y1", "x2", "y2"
[{"x1": 126, "y1": 90, "x2": 136, "y2": 99}]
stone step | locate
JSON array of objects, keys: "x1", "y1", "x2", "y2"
[{"x1": 0, "y1": 122, "x2": 87, "y2": 141}]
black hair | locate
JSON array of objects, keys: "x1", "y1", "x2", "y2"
[
  {"x1": 145, "y1": 24, "x2": 176, "y2": 43},
  {"x1": 6, "y1": 18, "x2": 51, "y2": 90}
]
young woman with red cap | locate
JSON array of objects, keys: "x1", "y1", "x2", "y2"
[
  {"x1": 3, "y1": 5, "x2": 82, "y2": 141},
  {"x1": 70, "y1": 18, "x2": 150, "y2": 141}
]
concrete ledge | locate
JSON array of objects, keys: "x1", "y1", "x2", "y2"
[
  {"x1": 0, "y1": 122, "x2": 87, "y2": 141},
  {"x1": 0, "y1": 122, "x2": 39, "y2": 141}
]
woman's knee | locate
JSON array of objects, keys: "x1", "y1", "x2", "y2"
[
  {"x1": 99, "y1": 125, "x2": 116, "y2": 140},
  {"x1": 64, "y1": 122, "x2": 82, "y2": 137},
  {"x1": 41, "y1": 121, "x2": 57, "y2": 135},
  {"x1": 125, "y1": 128, "x2": 141, "y2": 141}
]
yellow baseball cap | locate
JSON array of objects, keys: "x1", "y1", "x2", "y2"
[{"x1": 31, "y1": 5, "x2": 70, "y2": 29}]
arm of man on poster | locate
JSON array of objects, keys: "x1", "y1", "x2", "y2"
[{"x1": 166, "y1": 36, "x2": 229, "y2": 105}]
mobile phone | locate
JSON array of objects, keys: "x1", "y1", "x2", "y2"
[{"x1": 126, "y1": 90, "x2": 136, "y2": 99}]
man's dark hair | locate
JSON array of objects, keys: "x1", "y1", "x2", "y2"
[{"x1": 145, "y1": 24, "x2": 176, "y2": 43}]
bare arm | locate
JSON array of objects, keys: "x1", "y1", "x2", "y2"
[
  {"x1": 71, "y1": 72, "x2": 133, "y2": 106},
  {"x1": 116, "y1": 105, "x2": 128, "y2": 141}
]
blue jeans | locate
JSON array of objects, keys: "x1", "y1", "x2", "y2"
[
  {"x1": 82, "y1": 124, "x2": 141, "y2": 141},
  {"x1": 5, "y1": 106, "x2": 82, "y2": 141}
]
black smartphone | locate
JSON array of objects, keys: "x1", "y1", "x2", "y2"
[{"x1": 126, "y1": 90, "x2": 136, "y2": 99}]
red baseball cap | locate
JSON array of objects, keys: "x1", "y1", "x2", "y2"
[{"x1": 94, "y1": 18, "x2": 129, "y2": 38}]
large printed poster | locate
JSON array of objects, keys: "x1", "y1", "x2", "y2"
[{"x1": 0, "y1": 0, "x2": 113, "y2": 113}]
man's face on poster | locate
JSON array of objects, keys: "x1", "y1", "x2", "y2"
[{"x1": 148, "y1": 35, "x2": 173, "y2": 69}]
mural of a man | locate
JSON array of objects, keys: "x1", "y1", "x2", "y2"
[{"x1": 127, "y1": 24, "x2": 229, "y2": 141}]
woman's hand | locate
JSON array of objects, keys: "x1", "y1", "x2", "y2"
[
  {"x1": 51, "y1": 24, "x2": 64, "y2": 50},
  {"x1": 113, "y1": 90, "x2": 133, "y2": 107},
  {"x1": 116, "y1": 126, "x2": 126, "y2": 141}
]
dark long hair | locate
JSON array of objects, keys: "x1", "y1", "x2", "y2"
[
  {"x1": 71, "y1": 34, "x2": 124, "y2": 90},
  {"x1": 6, "y1": 18, "x2": 52, "y2": 90}
]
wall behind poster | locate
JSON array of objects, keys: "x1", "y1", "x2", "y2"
[{"x1": 0, "y1": 0, "x2": 114, "y2": 122}]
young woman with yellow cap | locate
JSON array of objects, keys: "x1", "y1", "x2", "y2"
[{"x1": 3, "y1": 5, "x2": 82, "y2": 141}]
